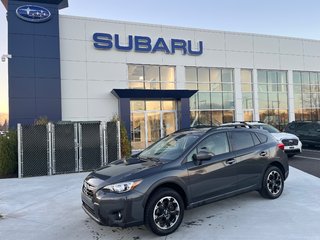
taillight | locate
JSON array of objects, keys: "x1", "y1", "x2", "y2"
[{"x1": 277, "y1": 143, "x2": 285, "y2": 150}]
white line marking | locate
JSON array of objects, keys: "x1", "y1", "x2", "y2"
[
  {"x1": 303, "y1": 149, "x2": 320, "y2": 153},
  {"x1": 297, "y1": 156, "x2": 320, "y2": 161}
]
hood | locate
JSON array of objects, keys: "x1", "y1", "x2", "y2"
[
  {"x1": 85, "y1": 157, "x2": 162, "y2": 187},
  {"x1": 271, "y1": 132, "x2": 299, "y2": 141}
]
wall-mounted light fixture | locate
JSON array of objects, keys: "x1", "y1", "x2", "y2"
[{"x1": 1, "y1": 54, "x2": 12, "y2": 62}]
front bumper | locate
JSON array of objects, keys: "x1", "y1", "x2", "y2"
[{"x1": 81, "y1": 188, "x2": 145, "y2": 227}]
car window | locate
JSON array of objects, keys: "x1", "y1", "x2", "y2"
[
  {"x1": 139, "y1": 133, "x2": 199, "y2": 161},
  {"x1": 287, "y1": 123, "x2": 296, "y2": 130},
  {"x1": 257, "y1": 133, "x2": 268, "y2": 143},
  {"x1": 186, "y1": 148, "x2": 197, "y2": 162},
  {"x1": 252, "y1": 133, "x2": 261, "y2": 145},
  {"x1": 257, "y1": 125, "x2": 280, "y2": 133},
  {"x1": 230, "y1": 131, "x2": 255, "y2": 151},
  {"x1": 295, "y1": 123, "x2": 308, "y2": 130},
  {"x1": 312, "y1": 123, "x2": 320, "y2": 131},
  {"x1": 186, "y1": 132, "x2": 229, "y2": 162},
  {"x1": 297, "y1": 123, "x2": 312, "y2": 131}
]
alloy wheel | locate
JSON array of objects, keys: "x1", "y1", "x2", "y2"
[
  {"x1": 153, "y1": 196, "x2": 180, "y2": 230},
  {"x1": 267, "y1": 170, "x2": 282, "y2": 195}
]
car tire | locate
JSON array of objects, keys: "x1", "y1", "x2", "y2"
[
  {"x1": 145, "y1": 188, "x2": 184, "y2": 236},
  {"x1": 259, "y1": 166, "x2": 284, "y2": 199}
]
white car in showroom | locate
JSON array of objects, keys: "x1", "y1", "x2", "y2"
[{"x1": 220, "y1": 122, "x2": 302, "y2": 158}]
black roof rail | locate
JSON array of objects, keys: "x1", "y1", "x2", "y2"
[
  {"x1": 291, "y1": 120, "x2": 319, "y2": 123},
  {"x1": 231, "y1": 121, "x2": 264, "y2": 124},
  {"x1": 174, "y1": 125, "x2": 217, "y2": 133},
  {"x1": 205, "y1": 126, "x2": 220, "y2": 133},
  {"x1": 220, "y1": 123, "x2": 253, "y2": 128}
]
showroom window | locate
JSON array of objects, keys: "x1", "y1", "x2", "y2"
[
  {"x1": 257, "y1": 70, "x2": 288, "y2": 130},
  {"x1": 186, "y1": 67, "x2": 234, "y2": 125},
  {"x1": 241, "y1": 69, "x2": 254, "y2": 121},
  {"x1": 293, "y1": 71, "x2": 320, "y2": 121},
  {"x1": 128, "y1": 65, "x2": 175, "y2": 90}
]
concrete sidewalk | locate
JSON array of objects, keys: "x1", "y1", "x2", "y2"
[{"x1": 0, "y1": 167, "x2": 320, "y2": 240}]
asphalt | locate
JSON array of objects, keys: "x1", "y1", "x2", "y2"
[
  {"x1": 0, "y1": 166, "x2": 320, "y2": 240},
  {"x1": 289, "y1": 148, "x2": 320, "y2": 178}
]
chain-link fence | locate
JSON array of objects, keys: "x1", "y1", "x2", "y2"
[
  {"x1": 17, "y1": 124, "x2": 49, "y2": 177},
  {"x1": 79, "y1": 122, "x2": 102, "y2": 171},
  {"x1": 52, "y1": 123, "x2": 78, "y2": 174},
  {"x1": 17, "y1": 121, "x2": 120, "y2": 178}
]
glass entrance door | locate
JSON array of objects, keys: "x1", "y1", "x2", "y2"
[
  {"x1": 162, "y1": 112, "x2": 176, "y2": 137},
  {"x1": 147, "y1": 112, "x2": 161, "y2": 146},
  {"x1": 131, "y1": 113, "x2": 146, "y2": 150},
  {"x1": 131, "y1": 101, "x2": 177, "y2": 150}
]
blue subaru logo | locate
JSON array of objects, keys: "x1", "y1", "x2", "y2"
[{"x1": 16, "y1": 5, "x2": 51, "y2": 23}]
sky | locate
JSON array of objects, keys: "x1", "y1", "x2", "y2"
[{"x1": 1, "y1": 0, "x2": 320, "y2": 119}]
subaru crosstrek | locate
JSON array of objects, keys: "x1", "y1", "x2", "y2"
[{"x1": 81, "y1": 126, "x2": 289, "y2": 235}]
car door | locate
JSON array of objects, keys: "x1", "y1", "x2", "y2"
[
  {"x1": 314, "y1": 123, "x2": 320, "y2": 145},
  {"x1": 229, "y1": 130, "x2": 269, "y2": 189},
  {"x1": 185, "y1": 132, "x2": 237, "y2": 203},
  {"x1": 302, "y1": 123, "x2": 320, "y2": 145},
  {"x1": 295, "y1": 123, "x2": 314, "y2": 145}
]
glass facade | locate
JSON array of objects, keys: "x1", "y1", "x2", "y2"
[
  {"x1": 257, "y1": 70, "x2": 288, "y2": 130},
  {"x1": 241, "y1": 69, "x2": 254, "y2": 121},
  {"x1": 128, "y1": 64, "x2": 177, "y2": 150},
  {"x1": 128, "y1": 65, "x2": 175, "y2": 90},
  {"x1": 186, "y1": 67, "x2": 234, "y2": 125},
  {"x1": 293, "y1": 71, "x2": 320, "y2": 121},
  {"x1": 127, "y1": 64, "x2": 320, "y2": 149}
]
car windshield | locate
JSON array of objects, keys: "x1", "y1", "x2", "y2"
[
  {"x1": 138, "y1": 133, "x2": 200, "y2": 161},
  {"x1": 254, "y1": 124, "x2": 280, "y2": 133}
]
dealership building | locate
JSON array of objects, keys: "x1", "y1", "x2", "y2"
[{"x1": 2, "y1": 0, "x2": 320, "y2": 150}]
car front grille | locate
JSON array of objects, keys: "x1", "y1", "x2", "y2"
[
  {"x1": 83, "y1": 201, "x2": 95, "y2": 216},
  {"x1": 282, "y1": 139, "x2": 298, "y2": 146},
  {"x1": 82, "y1": 181, "x2": 95, "y2": 198}
]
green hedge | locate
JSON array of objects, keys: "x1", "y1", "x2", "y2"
[{"x1": 0, "y1": 131, "x2": 18, "y2": 178}]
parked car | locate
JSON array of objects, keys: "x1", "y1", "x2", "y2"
[
  {"x1": 81, "y1": 126, "x2": 289, "y2": 236},
  {"x1": 284, "y1": 121, "x2": 320, "y2": 148},
  {"x1": 221, "y1": 122, "x2": 302, "y2": 157}
]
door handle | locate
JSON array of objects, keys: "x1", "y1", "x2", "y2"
[
  {"x1": 260, "y1": 151, "x2": 267, "y2": 157},
  {"x1": 226, "y1": 158, "x2": 236, "y2": 165}
]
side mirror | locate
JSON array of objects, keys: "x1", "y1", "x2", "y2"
[{"x1": 192, "y1": 151, "x2": 214, "y2": 162}]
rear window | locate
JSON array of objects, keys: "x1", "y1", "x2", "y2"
[{"x1": 259, "y1": 125, "x2": 280, "y2": 133}]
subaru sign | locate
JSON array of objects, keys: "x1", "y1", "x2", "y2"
[
  {"x1": 16, "y1": 5, "x2": 51, "y2": 23},
  {"x1": 93, "y1": 33, "x2": 203, "y2": 56}
]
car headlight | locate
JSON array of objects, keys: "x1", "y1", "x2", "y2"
[{"x1": 103, "y1": 179, "x2": 142, "y2": 193}]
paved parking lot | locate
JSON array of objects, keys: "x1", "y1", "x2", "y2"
[
  {"x1": 1, "y1": 166, "x2": 320, "y2": 240},
  {"x1": 289, "y1": 148, "x2": 320, "y2": 177}
]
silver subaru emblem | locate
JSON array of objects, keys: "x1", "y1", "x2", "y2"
[{"x1": 16, "y1": 5, "x2": 51, "y2": 23}]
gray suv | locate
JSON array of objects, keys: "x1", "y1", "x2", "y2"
[
  {"x1": 284, "y1": 121, "x2": 320, "y2": 148},
  {"x1": 82, "y1": 126, "x2": 289, "y2": 236}
]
